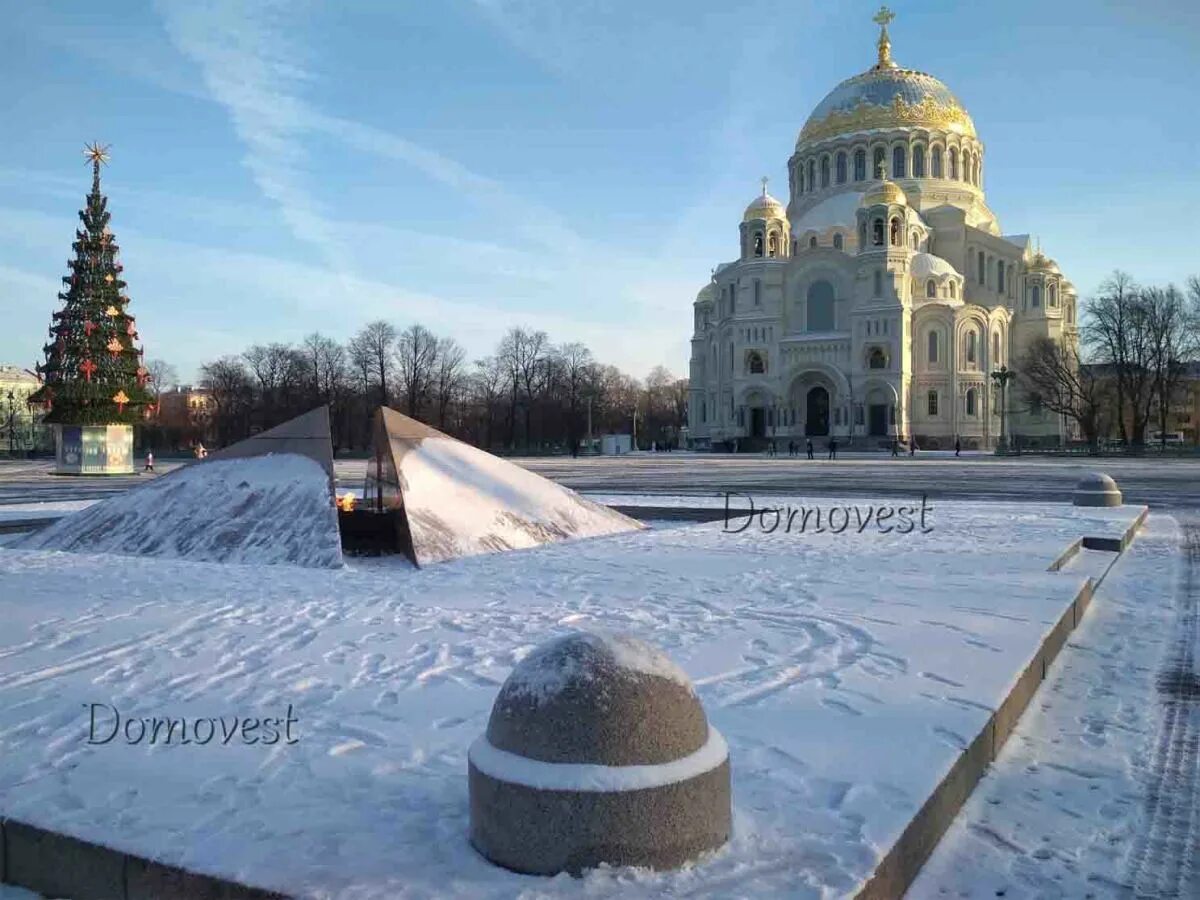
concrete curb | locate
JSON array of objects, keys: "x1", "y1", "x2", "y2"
[
  {"x1": 854, "y1": 506, "x2": 1149, "y2": 900},
  {"x1": 1, "y1": 817, "x2": 288, "y2": 900}
]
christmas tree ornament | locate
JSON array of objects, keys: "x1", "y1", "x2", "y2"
[
  {"x1": 112, "y1": 390, "x2": 129, "y2": 413},
  {"x1": 106, "y1": 336, "x2": 123, "y2": 356},
  {"x1": 104, "y1": 273, "x2": 114, "y2": 283},
  {"x1": 79, "y1": 358, "x2": 97, "y2": 382},
  {"x1": 84, "y1": 320, "x2": 97, "y2": 336},
  {"x1": 105, "y1": 305, "x2": 119, "y2": 317}
]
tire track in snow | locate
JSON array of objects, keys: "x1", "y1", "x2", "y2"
[{"x1": 1124, "y1": 520, "x2": 1200, "y2": 898}]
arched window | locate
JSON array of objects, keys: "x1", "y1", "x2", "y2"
[
  {"x1": 997, "y1": 262, "x2": 1005, "y2": 294},
  {"x1": 928, "y1": 330, "x2": 939, "y2": 362},
  {"x1": 807, "y1": 160, "x2": 816, "y2": 192},
  {"x1": 1067, "y1": 302, "x2": 1074, "y2": 324},
  {"x1": 926, "y1": 279, "x2": 937, "y2": 298},
  {"x1": 1049, "y1": 284, "x2": 1058, "y2": 306},
  {"x1": 859, "y1": 220, "x2": 867, "y2": 245},
  {"x1": 873, "y1": 269, "x2": 883, "y2": 297},
  {"x1": 1031, "y1": 285, "x2": 1041, "y2": 307},
  {"x1": 949, "y1": 147, "x2": 959, "y2": 180},
  {"x1": 948, "y1": 280, "x2": 956, "y2": 299},
  {"x1": 966, "y1": 330, "x2": 978, "y2": 364},
  {"x1": 963, "y1": 150, "x2": 972, "y2": 183},
  {"x1": 768, "y1": 233, "x2": 777, "y2": 257},
  {"x1": 869, "y1": 347, "x2": 887, "y2": 369},
  {"x1": 872, "y1": 218, "x2": 884, "y2": 246},
  {"x1": 836, "y1": 152, "x2": 847, "y2": 184},
  {"x1": 913, "y1": 145, "x2": 926, "y2": 177},
  {"x1": 820, "y1": 156, "x2": 830, "y2": 188},
  {"x1": 910, "y1": 231, "x2": 919, "y2": 250},
  {"x1": 748, "y1": 352, "x2": 765, "y2": 374},
  {"x1": 833, "y1": 232, "x2": 844, "y2": 251},
  {"x1": 873, "y1": 147, "x2": 886, "y2": 179},
  {"x1": 966, "y1": 388, "x2": 977, "y2": 416},
  {"x1": 754, "y1": 233, "x2": 763, "y2": 257},
  {"x1": 806, "y1": 280, "x2": 836, "y2": 332},
  {"x1": 927, "y1": 391, "x2": 938, "y2": 416},
  {"x1": 854, "y1": 149, "x2": 866, "y2": 181},
  {"x1": 753, "y1": 279, "x2": 761, "y2": 305},
  {"x1": 931, "y1": 146, "x2": 943, "y2": 178},
  {"x1": 978, "y1": 250, "x2": 986, "y2": 285},
  {"x1": 890, "y1": 217, "x2": 901, "y2": 246},
  {"x1": 893, "y1": 145, "x2": 906, "y2": 178},
  {"x1": 992, "y1": 331, "x2": 1001, "y2": 363},
  {"x1": 809, "y1": 235, "x2": 818, "y2": 248}
]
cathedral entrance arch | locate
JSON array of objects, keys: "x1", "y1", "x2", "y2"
[{"x1": 805, "y1": 386, "x2": 830, "y2": 436}]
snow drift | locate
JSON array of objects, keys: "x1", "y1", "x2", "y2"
[
  {"x1": 365, "y1": 407, "x2": 643, "y2": 566},
  {"x1": 15, "y1": 453, "x2": 343, "y2": 568}
]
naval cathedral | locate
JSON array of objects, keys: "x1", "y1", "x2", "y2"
[{"x1": 687, "y1": 9, "x2": 1078, "y2": 451}]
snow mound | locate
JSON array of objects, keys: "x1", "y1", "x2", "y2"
[
  {"x1": 370, "y1": 407, "x2": 642, "y2": 566},
  {"x1": 15, "y1": 453, "x2": 342, "y2": 568},
  {"x1": 503, "y1": 630, "x2": 693, "y2": 705}
]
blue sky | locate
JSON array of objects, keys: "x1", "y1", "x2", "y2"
[{"x1": 2, "y1": 0, "x2": 1198, "y2": 384}]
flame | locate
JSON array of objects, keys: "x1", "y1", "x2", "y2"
[{"x1": 338, "y1": 492, "x2": 357, "y2": 512}]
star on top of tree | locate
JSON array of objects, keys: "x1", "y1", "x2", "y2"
[{"x1": 83, "y1": 142, "x2": 111, "y2": 167}]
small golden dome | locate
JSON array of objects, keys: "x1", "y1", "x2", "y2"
[
  {"x1": 744, "y1": 190, "x2": 786, "y2": 223},
  {"x1": 695, "y1": 283, "x2": 717, "y2": 304},
  {"x1": 1029, "y1": 252, "x2": 1055, "y2": 271},
  {"x1": 863, "y1": 175, "x2": 907, "y2": 207}
]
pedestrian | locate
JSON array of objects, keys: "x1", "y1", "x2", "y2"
[
  {"x1": 828, "y1": 437, "x2": 838, "y2": 460},
  {"x1": 891, "y1": 439, "x2": 899, "y2": 458},
  {"x1": 144, "y1": 450, "x2": 154, "y2": 472},
  {"x1": 909, "y1": 438, "x2": 917, "y2": 457},
  {"x1": 954, "y1": 437, "x2": 961, "y2": 457},
  {"x1": 806, "y1": 438, "x2": 814, "y2": 460},
  {"x1": 788, "y1": 440, "x2": 795, "y2": 457},
  {"x1": 768, "y1": 440, "x2": 776, "y2": 457}
]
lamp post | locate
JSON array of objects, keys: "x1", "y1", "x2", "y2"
[
  {"x1": 6, "y1": 390, "x2": 14, "y2": 456},
  {"x1": 990, "y1": 366, "x2": 1014, "y2": 454}
]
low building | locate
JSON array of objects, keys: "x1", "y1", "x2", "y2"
[
  {"x1": 153, "y1": 385, "x2": 216, "y2": 447},
  {"x1": 0, "y1": 365, "x2": 50, "y2": 453}
]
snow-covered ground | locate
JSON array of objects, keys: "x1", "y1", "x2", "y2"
[
  {"x1": 0, "y1": 498, "x2": 1145, "y2": 898},
  {"x1": 911, "y1": 513, "x2": 1196, "y2": 898}
]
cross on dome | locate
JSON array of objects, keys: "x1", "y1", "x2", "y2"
[
  {"x1": 872, "y1": 5, "x2": 897, "y2": 69},
  {"x1": 760, "y1": 176, "x2": 769, "y2": 196}
]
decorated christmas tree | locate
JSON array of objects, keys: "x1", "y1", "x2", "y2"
[{"x1": 29, "y1": 143, "x2": 153, "y2": 426}]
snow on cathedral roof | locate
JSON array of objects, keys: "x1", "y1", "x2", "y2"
[{"x1": 910, "y1": 252, "x2": 960, "y2": 279}]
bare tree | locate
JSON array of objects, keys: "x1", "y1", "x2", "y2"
[
  {"x1": 354, "y1": 320, "x2": 397, "y2": 407},
  {"x1": 1017, "y1": 337, "x2": 1108, "y2": 449},
  {"x1": 432, "y1": 336, "x2": 467, "y2": 429},
  {"x1": 145, "y1": 358, "x2": 178, "y2": 399},
  {"x1": 471, "y1": 355, "x2": 507, "y2": 449},
  {"x1": 200, "y1": 356, "x2": 254, "y2": 445},
  {"x1": 1083, "y1": 272, "x2": 1155, "y2": 445},
  {"x1": 1144, "y1": 284, "x2": 1200, "y2": 447},
  {"x1": 554, "y1": 342, "x2": 593, "y2": 455},
  {"x1": 395, "y1": 324, "x2": 440, "y2": 419},
  {"x1": 498, "y1": 327, "x2": 548, "y2": 449}
]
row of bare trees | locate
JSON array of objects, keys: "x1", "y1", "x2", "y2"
[
  {"x1": 1018, "y1": 272, "x2": 1200, "y2": 448},
  {"x1": 193, "y1": 323, "x2": 687, "y2": 455}
]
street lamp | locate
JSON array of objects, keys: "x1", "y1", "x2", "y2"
[
  {"x1": 990, "y1": 366, "x2": 1014, "y2": 454},
  {"x1": 6, "y1": 390, "x2": 14, "y2": 456}
]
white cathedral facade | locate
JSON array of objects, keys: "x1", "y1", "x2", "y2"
[{"x1": 687, "y1": 10, "x2": 1078, "y2": 451}]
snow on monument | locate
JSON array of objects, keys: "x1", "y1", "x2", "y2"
[
  {"x1": 17, "y1": 407, "x2": 342, "y2": 568},
  {"x1": 364, "y1": 407, "x2": 643, "y2": 566}
]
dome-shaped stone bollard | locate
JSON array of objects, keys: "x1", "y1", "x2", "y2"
[
  {"x1": 1073, "y1": 472, "x2": 1123, "y2": 507},
  {"x1": 468, "y1": 631, "x2": 731, "y2": 875}
]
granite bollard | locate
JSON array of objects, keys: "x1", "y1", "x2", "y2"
[
  {"x1": 1073, "y1": 471, "x2": 1122, "y2": 507},
  {"x1": 468, "y1": 631, "x2": 731, "y2": 875}
]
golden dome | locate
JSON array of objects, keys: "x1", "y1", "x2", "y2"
[
  {"x1": 796, "y1": 9, "x2": 976, "y2": 149},
  {"x1": 744, "y1": 182, "x2": 787, "y2": 222},
  {"x1": 1029, "y1": 252, "x2": 1056, "y2": 272},
  {"x1": 863, "y1": 175, "x2": 907, "y2": 207},
  {"x1": 695, "y1": 283, "x2": 717, "y2": 304}
]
